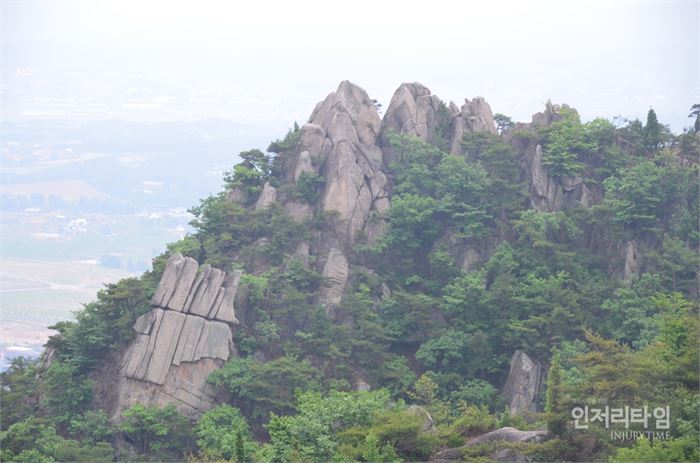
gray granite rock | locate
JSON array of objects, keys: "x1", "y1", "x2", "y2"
[
  {"x1": 302, "y1": 81, "x2": 389, "y2": 243},
  {"x1": 212, "y1": 270, "x2": 242, "y2": 323},
  {"x1": 432, "y1": 427, "x2": 551, "y2": 461},
  {"x1": 380, "y1": 82, "x2": 442, "y2": 142},
  {"x1": 450, "y1": 96, "x2": 497, "y2": 154},
  {"x1": 503, "y1": 351, "x2": 543, "y2": 415},
  {"x1": 294, "y1": 150, "x2": 315, "y2": 182},
  {"x1": 255, "y1": 181, "x2": 277, "y2": 209},
  {"x1": 185, "y1": 265, "x2": 226, "y2": 318},
  {"x1": 117, "y1": 257, "x2": 239, "y2": 420},
  {"x1": 319, "y1": 248, "x2": 349, "y2": 312},
  {"x1": 624, "y1": 240, "x2": 638, "y2": 282},
  {"x1": 151, "y1": 254, "x2": 199, "y2": 311}
]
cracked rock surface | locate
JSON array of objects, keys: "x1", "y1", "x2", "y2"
[{"x1": 114, "y1": 254, "x2": 240, "y2": 419}]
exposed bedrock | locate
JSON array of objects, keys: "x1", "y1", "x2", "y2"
[
  {"x1": 319, "y1": 247, "x2": 349, "y2": 314},
  {"x1": 289, "y1": 80, "x2": 390, "y2": 244},
  {"x1": 379, "y1": 82, "x2": 496, "y2": 155},
  {"x1": 503, "y1": 350, "x2": 545, "y2": 415},
  {"x1": 114, "y1": 254, "x2": 241, "y2": 419}
]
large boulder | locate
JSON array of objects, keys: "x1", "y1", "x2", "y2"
[
  {"x1": 407, "y1": 405, "x2": 437, "y2": 433},
  {"x1": 520, "y1": 104, "x2": 596, "y2": 212},
  {"x1": 530, "y1": 144, "x2": 564, "y2": 211},
  {"x1": 113, "y1": 254, "x2": 241, "y2": 419},
  {"x1": 503, "y1": 351, "x2": 544, "y2": 415}
]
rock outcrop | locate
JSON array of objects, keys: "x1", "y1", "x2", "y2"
[
  {"x1": 503, "y1": 351, "x2": 544, "y2": 415},
  {"x1": 530, "y1": 144, "x2": 564, "y2": 211},
  {"x1": 518, "y1": 103, "x2": 596, "y2": 212},
  {"x1": 319, "y1": 248, "x2": 349, "y2": 313},
  {"x1": 255, "y1": 182, "x2": 277, "y2": 209},
  {"x1": 449, "y1": 97, "x2": 497, "y2": 154},
  {"x1": 296, "y1": 81, "x2": 390, "y2": 243},
  {"x1": 380, "y1": 82, "x2": 444, "y2": 143},
  {"x1": 114, "y1": 254, "x2": 241, "y2": 419},
  {"x1": 432, "y1": 427, "x2": 551, "y2": 461},
  {"x1": 379, "y1": 82, "x2": 496, "y2": 156},
  {"x1": 407, "y1": 405, "x2": 437, "y2": 433}
]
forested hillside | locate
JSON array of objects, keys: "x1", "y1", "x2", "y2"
[{"x1": 1, "y1": 83, "x2": 698, "y2": 463}]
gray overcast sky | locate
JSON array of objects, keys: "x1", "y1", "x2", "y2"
[{"x1": 2, "y1": 0, "x2": 698, "y2": 132}]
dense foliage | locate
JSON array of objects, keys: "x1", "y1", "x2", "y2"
[{"x1": 1, "y1": 105, "x2": 697, "y2": 462}]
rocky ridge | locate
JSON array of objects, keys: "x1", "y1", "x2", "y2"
[{"x1": 112, "y1": 81, "x2": 607, "y2": 420}]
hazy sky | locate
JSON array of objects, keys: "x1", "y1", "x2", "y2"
[{"x1": 2, "y1": 0, "x2": 698, "y2": 132}]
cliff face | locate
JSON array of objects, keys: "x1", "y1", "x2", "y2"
[
  {"x1": 112, "y1": 254, "x2": 240, "y2": 419},
  {"x1": 111, "y1": 81, "x2": 602, "y2": 420}
]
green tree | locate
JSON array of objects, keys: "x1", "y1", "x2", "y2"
[
  {"x1": 68, "y1": 410, "x2": 114, "y2": 444},
  {"x1": 264, "y1": 389, "x2": 392, "y2": 462},
  {"x1": 689, "y1": 103, "x2": 700, "y2": 133},
  {"x1": 119, "y1": 404, "x2": 193, "y2": 457},
  {"x1": 611, "y1": 436, "x2": 699, "y2": 463},
  {"x1": 223, "y1": 149, "x2": 272, "y2": 203},
  {"x1": 642, "y1": 108, "x2": 669, "y2": 150},
  {"x1": 539, "y1": 108, "x2": 590, "y2": 178},
  {"x1": 0, "y1": 357, "x2": 39, "y2": 431},
  {"x1": 41, "y1": 362, "x2": 93, "y2": 426},
  {"x1": 208, "y1": 356, "x2": 321, "y2": 421},
  {"x1": 545, "y1": 352, "x2": 566, "y2": 435},
  {"x1": 602, "y1": 160, "x2": 679, "y2": 232},
  {"x1": 494, "y1": 113, "x2": 514, "y2": 135},
  {"x1": 194, "y1": 405, "x2": 256, "y2": 461}
]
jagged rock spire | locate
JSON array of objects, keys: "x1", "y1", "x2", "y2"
[
  {"x1": 379, "y1": 82, "x2": 497, "y2": 155},
  {"x1": 294, "y1": 81, "x2": 390, "y2": 244},
  {"x1": 449, "y1": 97, "x2": 497, "y2": 154},
  {"x1": 379, "y1": 82, "x2": 444, "y2": 142}
]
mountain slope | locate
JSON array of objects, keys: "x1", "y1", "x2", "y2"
[{"x1": 1, "y1": 81, "x2": 698, "y2": 463}]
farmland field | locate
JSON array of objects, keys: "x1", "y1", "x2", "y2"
[{"x1": 0, "y1": 258, "x2": 133, "y2": 369}]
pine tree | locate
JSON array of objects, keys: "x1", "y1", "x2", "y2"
[
  {"x1": 643, "y1": 108, "x2": 662, "y2": 150},
  {"x1": 545, "y1": 352, "x2": 567, "y2": 435}
]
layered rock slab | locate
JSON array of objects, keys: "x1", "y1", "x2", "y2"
[
  {"x1": 150, "y1": 253, "x2": 241, "y2": 323},
  {"x1": 114, "y1": 254, "x2": 240, "y2": 419}
]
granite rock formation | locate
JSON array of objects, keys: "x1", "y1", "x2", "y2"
[
  {"x1": 623, "y1": 239, "x2": 639, "y2": 282},
  {"x1": 517, "y1": 102, "x2": 596, "y2": 212},
  {"x1": 319, "y1": 247, "x2": 349, "y2": 313},
  {"x1": 113, "y1": 254, "x2": 241, "y2": 419},
  {"x1": 449, "y1": 96, "x2": 497, "y2": 154},
  {"x1": 297, "y1": 81, "x2": 390, "y2": 244},
  {"x1": 380, "y1": 82, "x2": 444, "y2": 143},
  {"x1": 503, "y1": 350, "x2": 544, "y2": 415}
]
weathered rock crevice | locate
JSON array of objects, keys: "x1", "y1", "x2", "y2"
[{"x1": 113, "y1": 254, "x2": 241, "y2": 420}]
